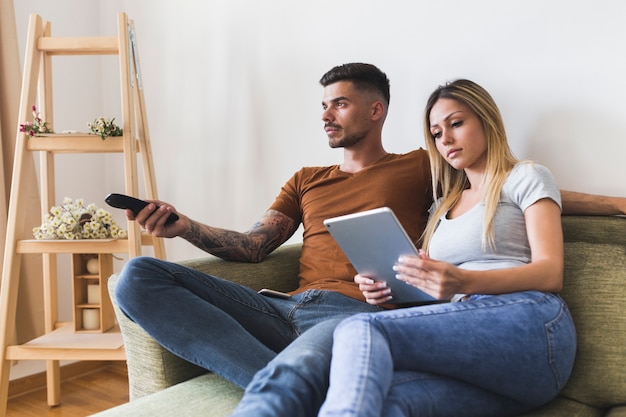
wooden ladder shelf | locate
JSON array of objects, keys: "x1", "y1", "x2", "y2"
[{"x1": 0, "y1": 13, "x2": 164, "y2": 414}]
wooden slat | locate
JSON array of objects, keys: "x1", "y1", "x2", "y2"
[
  {"x1": 16, "y1": 235, "x2": 158, "y2": 254},
  {"x1": 37, "y1": 37, "x2": 118, "y2": 55},
  {"x1": 26, "y1": 135, "x2": 140, "y2": 153},
  {"x1": 16, "y1": 239, "x2": 130, "y2": 254},
  {"x1": 6, "y1": 346, "x2": 125, "y2": 361}
]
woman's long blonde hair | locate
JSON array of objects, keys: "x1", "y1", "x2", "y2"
[{"x1": 422, "y1": 79, "x2": 518, "y2": 251}]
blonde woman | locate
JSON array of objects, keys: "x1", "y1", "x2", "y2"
[{"x1": 318, "y1": 79, "x2": 576, "y2": 417}]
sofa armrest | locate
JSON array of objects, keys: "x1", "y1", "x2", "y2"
[
  {"x1": 108, "y1": 243, "x2": 302, "y2": 400},
  {"x1": 176, "y1": 243, "x2": 302, "y2": 292}
]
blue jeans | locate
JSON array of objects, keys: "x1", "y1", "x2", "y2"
[
  {"x1": 114, "y1": 256, "x2": 382, "y2": 388},
  {"x1": 317, "y1": 291, "x2": 577, "y2": 417}
]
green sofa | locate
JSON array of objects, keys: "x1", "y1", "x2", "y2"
[{"x1": 93, "y1": 216, "x2": 626, "y2": 417}]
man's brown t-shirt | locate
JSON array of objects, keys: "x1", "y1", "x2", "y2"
[{"x1": 270, "y1": 149, "x2": 432, "y2": 302}]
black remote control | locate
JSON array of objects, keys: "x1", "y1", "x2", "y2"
[{"x1": 104, "y1": 193, "x2": 179, "y2": 225}]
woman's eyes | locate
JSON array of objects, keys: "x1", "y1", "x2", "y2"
[{"x1": 431, "y1": 120, "x2": 464, "y2": 139}]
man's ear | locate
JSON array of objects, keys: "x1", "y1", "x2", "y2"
[{"x1": 370, "y1": 101, "x2": 385, "y2": 121}]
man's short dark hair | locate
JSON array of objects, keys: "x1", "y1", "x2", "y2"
[{"x1": 319, "y1": 63, "x2": 390, "y2": 106}]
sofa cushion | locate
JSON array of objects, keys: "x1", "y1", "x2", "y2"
[
  {"x1": 91, "y1": 373, "x2": 243, "y2": 417},
  {"x1": 519, "y1": 395, "x2": 604, "y2": 417},
  {"x1": 606, "y1": 407, "x2": 626, "y2": 417},
  {"x1": 558, "y1": 241, "x2": 626, "y2": 408}
]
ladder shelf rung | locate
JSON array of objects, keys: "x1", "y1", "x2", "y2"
[
  {"x1": 37, "y1": 36, "x2": 119, "y2": 55},
  {"x1": 26, "y1": 134, "x2": 139, "y2": 153}
]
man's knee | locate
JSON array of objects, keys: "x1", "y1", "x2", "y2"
[{"x1": 114, "y1": 256, "x2": 160, "y2": 308}]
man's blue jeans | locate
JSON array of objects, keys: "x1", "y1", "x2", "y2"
[
  {"x1": 316, "y1": 291, "x2": 576, "y2": 417},
  {"x1": 114, "y1": 256, "x2": 382, "y2": 388}
]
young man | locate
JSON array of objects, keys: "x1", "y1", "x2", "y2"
[
  {"x1": 116, "y1": 63, "x2": 431, "y2": 389},
  {"x1": 115, "y1": 63, "x2": 626, "y2": 415}
]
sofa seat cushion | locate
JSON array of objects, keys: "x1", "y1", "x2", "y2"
[
  {"x1": 606, "y1": 407, "x2": 626, "y2": 417},
  {"x1": 519, "y1": 395, "x2": 604, "y2": 417},
  {"x1": 91, "y1": 373, "x2": 243, "y2": 417}
]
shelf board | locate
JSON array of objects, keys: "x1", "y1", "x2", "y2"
[
  {"x1": 17, "y1": 234, "x2": 158, "y2": 254},
  {"x1": 25, "y1": 134, "x2": 140, "y2": 153},
  {"x1": 5, "y1": 324, "x2": 125, "y2": 361},
  {"x1": 17, "y1": 238, "x2": 131, "y2": 254}
]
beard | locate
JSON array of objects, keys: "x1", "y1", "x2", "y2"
[{"x1": 328, "y1": 130, "x2": 367, "y2": 149}]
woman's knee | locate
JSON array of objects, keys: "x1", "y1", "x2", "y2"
[{"x1": 333, "y1": 313, "x2": 376, "y2": 341}]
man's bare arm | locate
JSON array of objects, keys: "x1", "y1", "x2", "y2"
[
  {"x1": 180, "y1": 209, "x2": 298, "y2": 262},
  {"x1": 561, "y1": 190, "x2": 626, "y2": 216}
]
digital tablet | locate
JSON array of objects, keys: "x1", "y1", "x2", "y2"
[{"x1": 324, "y1": 207, "x2": 438, "y2": 304}]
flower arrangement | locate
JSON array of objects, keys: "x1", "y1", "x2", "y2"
[
  {"x1": 33, "y1": 197, "x2": 127, "y2": 240},
  {"x1": 87, "y1": 117, "x2": 123, "y2": 140},
  {"x1": 19, "y1": 105, "x2": 53, "y2": 137}
]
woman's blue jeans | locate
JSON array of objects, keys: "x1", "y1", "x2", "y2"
[
  {"x1": 317, "y1": 292, "x2": 577, "y2": 417},
  {"x1": 114, "y1": 256, "x2": 382, "y2": 388}
]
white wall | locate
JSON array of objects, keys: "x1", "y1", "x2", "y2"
[
  {"x1": 15, "y1": 0, "x2": 626, "y2": 261},
  {"x1": 109, "y1": 0, "x2": 626, "y2": 260},
  {"x1": 11, "y1": 0, "x2": 626, "y2": 377}
]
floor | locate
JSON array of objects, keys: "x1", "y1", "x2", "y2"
[{"x1": 6, "y1": 363, "x2": 129, "y2": 417}]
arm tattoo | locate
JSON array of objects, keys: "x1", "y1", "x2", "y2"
[{"x1": 182, "y1": 210, "x2": 297, "y2": 262}]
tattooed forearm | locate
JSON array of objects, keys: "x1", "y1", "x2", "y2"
[
  {"x1": 181, "y1": 210, "x2": 297, "y2": 262},
  {"x1": 182, "y1": 222, "x2": 251, "y2": 260}
]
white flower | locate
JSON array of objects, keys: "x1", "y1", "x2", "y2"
[{"x1": 63, "y1": 216, "x2": 76, "y2": 227}]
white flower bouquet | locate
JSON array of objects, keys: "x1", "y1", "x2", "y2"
[
  {"x1": 33, "y1": 197, "x2": 127, "y2": 240},
  {"x1": 87, "y1": 117, "x2": 123, "y2": 140}
]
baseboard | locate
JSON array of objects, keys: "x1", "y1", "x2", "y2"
[{"x1": 8, "y1": 361, "x2": 128, "y2": 399}]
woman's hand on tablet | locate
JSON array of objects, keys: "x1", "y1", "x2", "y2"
[{"x1": 355, "y1": 274, "x2": 392, "y2": 305}]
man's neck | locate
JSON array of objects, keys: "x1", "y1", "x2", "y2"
[{"x1": 340, "y1": 146, "x2": 389, "y2": 174}]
